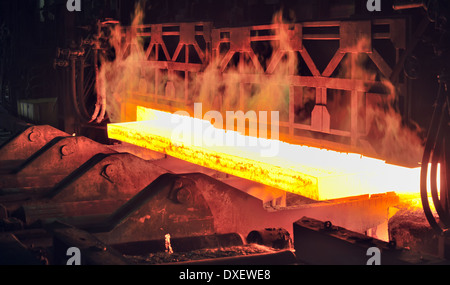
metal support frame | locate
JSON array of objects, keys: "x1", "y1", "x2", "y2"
[{"x1": 114, "y1": 19, "x2": 408, "y2": 156}]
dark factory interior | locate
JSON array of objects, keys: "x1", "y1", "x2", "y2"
[{"x1": 0, "y1": 0, "x2": 449, "y2": 267}]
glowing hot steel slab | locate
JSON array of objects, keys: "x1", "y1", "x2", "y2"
[{"x1": 107, "y1": 107, "x2": 421, "y2": 201}]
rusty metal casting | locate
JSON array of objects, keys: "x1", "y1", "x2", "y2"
[{"x1": 0, "y1": 126, "x2": 406, "y2": 264}]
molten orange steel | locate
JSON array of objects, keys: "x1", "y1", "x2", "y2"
[{"x1": 107, "y1": 106, "x2": 423, "y2": 201}]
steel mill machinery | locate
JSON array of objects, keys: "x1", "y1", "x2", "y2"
[{"x1": 0, "y1": 0, "x2": 449, "y2": 266}]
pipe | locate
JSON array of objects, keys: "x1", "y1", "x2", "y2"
[
  {"x1": 89, "y1": 47, "x2": 101, "y2": 123},
  {"x1": 77, "y1": 56, "x2": 91, "y2": 120},
  {"x1": 429, "y1": 125, "x2": 450, "y2": 227},
  {"x1": 420, "y1": 78, "x2": 448, "y2": 234},
  {"x1": 70, "y1": 56, "x2": 89, "y2": 123},
  {"x1": 393, "y1": 0, "x2": 425, "y2": 10}
]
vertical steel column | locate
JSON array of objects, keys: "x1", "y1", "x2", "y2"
[
  {"x1": 311, "y1": 87, "x2": 330, "y2": 133},
  {"x1": 351, "y1": 91, "x2": 360, "y2": 146},
  {"x1": 185, "y1": 43, "x2": 189, "y2": 105},
  {"x1": 239, "y1": 52, "x2": 245, "y2": 111},
  {"x1": 154, "y1": 44, "x2": 159, "y2": 102},
  {"x1": 289, "y1": 51, "x2": 295, "y2": 137}
]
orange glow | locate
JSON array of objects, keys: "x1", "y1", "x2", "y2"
[
  {"x1": 108, "y1": 106, "x2": 423, "y2": 201},
  {"x1": 103, "y1": 6, "x2": 429, "y2": 204}
]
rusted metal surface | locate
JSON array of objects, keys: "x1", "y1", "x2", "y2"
[
  {"x1": 169, "y1": 173, "x2": 399, "y2": 236},
  {"x1": 2, "y1": 170, "x2": 400, "y2": 244},
  {"x1": 388, "y1": 208, "x2": 450, "y2": 259},
  {"x1": 0, "y1": 125, "x2": 69, "y2": 174},
  {"x1": 0, "y1": 136, "x2": 116, "y2": 189},
  {"x1": 12, "y1": 136, "x2": 116, "y2": 176},
  {"x1": 112, "y1": 233, "x2": 245, "y2": 256},
  {"x1": 0, "y1": 152, "x2": 168, "y2": 210},
  {"x1": 293, "y1": 216, "x2": 444, "y2": 265},
  {"x1": 19, "y1": 199, "x2": 127, "y2": 227},
  {"x1": 52, "y1": 226, "x2": 130, "y2": 265},
  {"x1": 171, "y1": 249, "x2": 297, "y2": 265},
  {"x1": 247, "y1": 228, "x2": 292, "y2": 249},
  {"x1": 29, "y1": 174, "x2": 214, "y2": 245},
  {"x1": 0, "y1": 125, "x2": 405, "y2": 264},
  {"x1": 0, "y1": 125, "x2": 68, "y2": 162},
  {"x1": 46, "y1": 152, "x2": 169, "y2": 202}
]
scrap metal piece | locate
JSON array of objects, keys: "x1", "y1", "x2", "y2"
[
  {"x1": 389, "y1": 207, "x2": 450, "y2": 258},
  {"x1": 247, "y1": 228, "x2": 292, "y2": 249},
  {"x1": 293, "y1": 216, "x2": 445, "y2": 265}
]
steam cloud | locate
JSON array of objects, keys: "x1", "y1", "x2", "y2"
[{"x1": 98, "y1": 3, "x2": 424, "y2": 165}]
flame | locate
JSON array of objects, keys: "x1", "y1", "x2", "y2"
[{"x1": 165, "y1": 233, "x2": 173, "y2": 254}]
